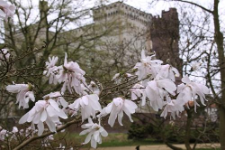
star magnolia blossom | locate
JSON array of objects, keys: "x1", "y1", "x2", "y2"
[
  {"x1": 88, "y1": 81, "x2": 100, "y2": 95},
  {"x1": 44, "y1": 56, "x2": 61, "y2": 84},
  {"x1": 176, "y1": 76, "x2": 210, "y2": 112},
  {"x1": 69, "y1": 94, "x2": 101, "y2": 122},
  {"x1": 157, "y1": 64, "x2": 180, "y2": 81},
  {"x1": 6, "y1": 83, "x2": 35, "y2": 109},
  {"x1": 101, "y1": 97, "x2": 137, "y2": 127},
  {"x1": 59, "y1": 53, "x2": 86, "y2": 95},
  {"x1": 0, "y1": 0, "x2": 15, "y2": 19},
  {"x1": 134, "y1": 50, "x2": 162, "y2": 80},
  {"x1": 0, "y1": 127, "x2": 7, "y2": 141},
  {"x1": 43, "y1": 92, "x2": 68, "y2": 109},
  {"x1": 19, "y1": 99, "x2": 67, "y2": 135},
  {"x1": 130, "y1": 83, "x2": 145, "y2": 100},
  {"x1": 160, "y1": 99, "x2": 184, "y2": 119},
  {"x1": 144, "y1": 78, "x2": 176, "y2": 111},
  {"x1": 80, "y1": 118, "x2": 108, "y2": 148}
]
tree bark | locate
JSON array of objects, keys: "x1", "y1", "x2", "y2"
[{"x1": 213, "y1": 0, "x2": 225, "y2": 149}]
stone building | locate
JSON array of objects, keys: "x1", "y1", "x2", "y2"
[{"x1": 150, "y1": 8, "x2": 182, "y2": 73}]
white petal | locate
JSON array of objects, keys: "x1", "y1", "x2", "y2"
[
  {"x1": 182, "y1": 76, "x2": 190, "y2": 83},
  {"x1": 37, "y1": 121, "x2": 44, "y2": 136},
  {"x1": 124, "y1": 100, "x2": 137, "y2": 113},
  {"x1": 100, "y1": 128, "x2": 108, "y2": 137},
  {"x1": 117, "y1": 112, "x2": 124, "y2": 126},
  {"x1": 19, "y1": 112, "x2": 29, "y2": 124},
  {"x1": 108, "y1": 105, "x2": 118, "y2": 127},
  {"x1": 84, "y1": 132, "x2": 92, "y2": 144},
  {"x1": 49, "y1": 99, "x2": 60, "y2": 112},
  {"x1": 46, "y1": 118, "x2": 56, "y2": 132},
  {"x1": 91, "y1": 137, "x2": 97, "y2": 148},
  {"x1": 40, "y1": 110, "x2": 47, "y2": 122}
]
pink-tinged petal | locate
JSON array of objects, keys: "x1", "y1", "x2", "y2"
[
  {"x1": 104, "y1": 103, "x2": 113, "y2": 114},
  {"x1": 88, "y1": 96, "x2": 101, "y2": 111},
  {"x1": 46, "y1": 105, "x2": 56, "y2": 117},
  {"x1": 81, "y1": 105, "x2": 92, "y2": 122},
  {"x1": 6, "y1": 84, "x2": 27, "y2": 93},
  {"x1": 182, "y1": 76, "x2": 191, "y2": 84},
  {"x1": 69, "y1": 99, "x2": 80, "y2": 110},
  {"x1": 49, "y1": 99, "x2": 60, "y2": 112},
  {"x1": 37, "y1": 122, "x2": 44, "y2": 136},
  {"x1": 117, "y1": 111, "x2": 124, "y2": 126},
  {"x1": 113, "y1": 97, "x2": 123, "y2": 106},
  {"x1": 57, "y1": 110, "x2": 68, "y2": 119},
  {"x1": 26, "y1": 108, "x2": 36, "y2": 122},
  {"x1": 35, "y1": 101, "x2": 45, "y2": 112},
  {"x1": 59, "y1": 98, "x2": 68, "y2": 108},
  {"x1": 28, "y1": 91, "x2": 35, "y2": 102},
  {"x1": 45, "y1": 118, "x2": 56, "y2": 133},
  {"x1": 123, "y1": 106, "x2": 133, "y2": 122},
  {"x1": 84, "y1": 132, "x2": 92, "y2": 144},
  {"x1": 19, "y1": 112, "x2": 29, "y2": 124},
  {"x1": 91, "y1": 137, "x2": 97, "y2": 148},
  {"x1": 81, "y1": 96, "x2": 89, "y2": 106},
  {"x1": 33, "y1": 112, "x2": 41, "y2": 124},
  {"x1": 40, "y1": 110, "x2": 47, "y2": 122},
  {"x1": 124, "y1": 100, "x2": 137, "y2": 113},
  {"x1": 100, "y1": 128, "x2": 108, "y2": 137},
  {"x1": 108, "y1": 105, "x2": 118, "y2": 127},
  {"x1": 93, "y1": 130, "x2": 100, "y2": 141},
  {"x1": 157, "y1": 79, "x2": 176, "y2": 95},
  {"x1": 88, "y1": 94, "x2": 99, "y2": 101},
  {"x1": 61, "y1": 82, "x2": 67, "y2": 94},
  {"x1": 80, "y1": 129, "x2": 90, "y2": 135}
]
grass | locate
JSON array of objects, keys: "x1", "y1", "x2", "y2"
[
  {"x1": 55, "y1": 132, "x2": 160, "y2": 147},
  {"x1": 54, "y1": 132, "x2": 220, "y2": 149},
  {"x1": 100, "y1": 133, "x2": 156, "y2": 147}
]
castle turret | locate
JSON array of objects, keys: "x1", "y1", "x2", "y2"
[{"x1": 150, "y1": 8, "x2": 182, "y2": 73}]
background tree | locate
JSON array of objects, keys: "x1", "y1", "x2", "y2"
[{"x1": 150, "y1": 0, "x2": 224, "y2": 149}]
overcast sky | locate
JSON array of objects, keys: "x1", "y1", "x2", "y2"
[{"x1": 16, "y1": 0, "x2": 225, "y2": 31}]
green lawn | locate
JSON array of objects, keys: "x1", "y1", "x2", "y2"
[{"x1": 54, "y1": 132, "x2": 220, "y2": 149}]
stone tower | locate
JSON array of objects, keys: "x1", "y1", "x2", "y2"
[{"x1": 150, "y1": 8, "x2": 182, "y2": 73}]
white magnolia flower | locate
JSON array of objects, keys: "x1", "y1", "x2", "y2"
[
  {"x1": 0, "y1": 129, "x2": 8, "y2": 141},
  {"x1": 19, "y1": 98, "x2": 67, "y2": 136},
  {"x1": 11, "y1": 126, "x2": 18, "y2": 134},
  {"x1": 69, "y1": 94, "x2": 101, "y2": 122},
  {"x1": 80, "y1": 118, "x2": 108, "y2": 148},
  {"x1": 134, "y1": 50, "x2": 162, "y2": 80},
  {"x1": 9, "y1": 126, "x2": 18, "y2": 141},
  {"x1": 6, "y1": 83, "x2": 35, "y2": 109},
  {"x1": 157, "y1": 64, "x2": 180, "y2": 81},
  {"x1": 43, "y1": 92, "x2": 68, "y2": 109},
  {"x1": 88, "y1": 81, "x2": 100, "y2": 95},
  {"x1": 101, "y1": 97, "x2": 137, "y2": 127},
  {"x1": 0, "y1": 0, "x2": 15, "y2": 19},
  {"x1": 160, "y1": 99, "x2": 184, "y2": 119},
  {"x1": 177, "y1": 76, "x2": 210, "y2": 112},
  {"x1": 144, "y1": 79, "x2": 176, "y2": 111},
  {"x1": 130, "y1": 83, "x2": 145, "y2": 100},
  {"x1": 59, "y1": 53, "x2": 86, "y2": 95},
  {"x1": 44, "y1": 56, "x2": 62, "y2": 84}
]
